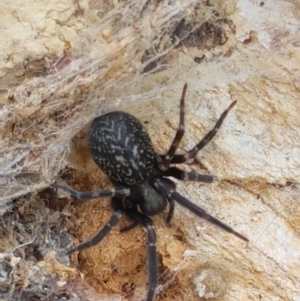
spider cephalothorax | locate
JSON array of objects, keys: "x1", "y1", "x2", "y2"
[{"x1": 54, "y1": 84, "x2": 248, "y2": 301}]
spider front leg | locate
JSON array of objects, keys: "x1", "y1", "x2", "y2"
[
  {"x1": 171, "y1": 100, "x2": 237, "y2": 164},
  {"x1": 154, "y1": 179, "x2": 248, "y2": 242},
  {"x1": 67, "y1": 197, "x2": 125, "y2": 254},
  {"x1": 125, "y1": 203, "x2": 158, "y2": 301}
]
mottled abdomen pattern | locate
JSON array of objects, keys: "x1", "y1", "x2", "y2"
[{"x1": 88, "y1": 111, "x2": 156, "y2": 185}]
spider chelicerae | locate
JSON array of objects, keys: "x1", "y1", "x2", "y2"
[{"x1": 53, "y1": 83, "x2": 248, "y2": 301}]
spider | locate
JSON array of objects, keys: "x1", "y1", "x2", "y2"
[{"x1": 53, "y1": 83, "x2": 248, "y2": 301}]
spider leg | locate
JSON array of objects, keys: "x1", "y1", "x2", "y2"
[
  {"x1": 163, "y1": 167, "x2": 214, "y2": 183},
  {"x1": 171, "y1": 101, "x2": 237, "y2": 164},
  {"x1": 119, "y1": 202, "x2": 140, "y2": 233},
  {"x1": 119, "y1": 221, "x2": 139, "y2": 233},
  {"x1": 125, "y1": 204, "x2": 157, "y2": 301},
  {"x1": 160, "y1": 83, "x2": 187, "y2": 171},
  {"x1": 67, "y1": 197, "x2": 124, "y2": 254},
  {"x1": 52, "y1": 183, "x2": 130, "y2": 200},
  {"x1": 165, "y1": 197, "x2": 175, "y2": 226},
  {"x1": 161, "y1": 178, "x2": 176, "y2": 225},
  {"x1": 153, "y1": 179, "x2": 248, "y2": 242}
]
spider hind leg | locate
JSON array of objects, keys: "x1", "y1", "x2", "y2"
[
  {"x1": 160, "y1": 83, "x2": 187, "y2": 170},
  {"x1": 52, "y1": 183, "x2": 130, "y2": 200},
  {"x1": 163, "y1": 166, "x2": 214, "y2": 183},
  {"x1": 171, "y1": 101, "x2": 237, "y2": 164}
]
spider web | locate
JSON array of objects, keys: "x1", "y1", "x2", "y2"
[
  {"x1": 1, "y1": 0, "x2": 300, "y2": 301},
  {"x1": 0, "y1": 0, "x2": 235, "y2": 203},
  {"x1": 0, "y1": 1, "x2": 240, "y2": 300}
]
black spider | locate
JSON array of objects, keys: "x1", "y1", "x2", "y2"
[{"x1": 53, "y1": 84, "x2": 248, "y2": 301}]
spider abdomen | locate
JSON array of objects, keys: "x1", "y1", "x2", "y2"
[{"x1": 88, "y1": 111, "x2": 156, "y2": 185}]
